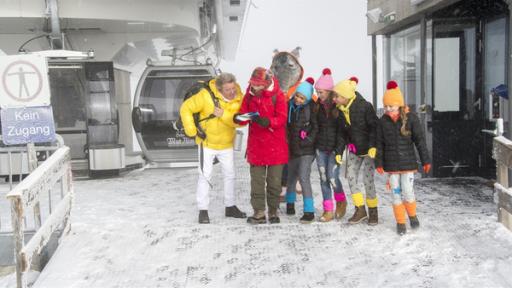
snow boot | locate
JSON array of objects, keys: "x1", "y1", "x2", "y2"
[
  {"x1": 335, "y1": 201, "x2": 347, "y2": 220},
  {"x1": 268, "y1": 211, "x2": 280, "y2": 224},
  {"x1": 348, "y1": 206, "x2": 367, "y2": 224},
  {"x1": 198, "y1": 210, "x2": 210, "y2": 224},
  {"x1": 397, "y1": 223, "x2": 406, "y2": 235},
  {"x1": 319, "y1": 211, "x2": 334, "y2": 222},
  {"x1": 368, "y1": 207, "x2": 378, "y2": 226},
  {"x1": 225, "y1": 205, "x2": 247, "y2": 218},
  {"x1": 404, "y1": 201, "x2": 419, "y2": 229},
  {"x1": 409, "y1": 216, "x2": 420, "y2": 229},
  {"x1": 286, "y1": 203, "x2": 295, "y2": 215},
  {"x1": 247, "y1": 210, "x2": 266, "y2": 224},
  {"x1": 300, "y1": 212, "x2": 315, "y2": 224},
  {"x1": 320, "y1": 200, "x2": 334, "y2": 222}
]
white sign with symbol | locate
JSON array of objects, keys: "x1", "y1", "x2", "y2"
[{"x1": 0, "y1": 55, "x2": 50, "y2": 108}]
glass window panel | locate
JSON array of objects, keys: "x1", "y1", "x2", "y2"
[
  {"x1": 48, "y1": 67, "x2": 87, "y2": 130},
  {"x1": 138, "y1": 70, "x2": 211, "y2": 150},
  {"x1": 388, "y1": 24, "x2": 421, "y2": 112},
  {"x1": 484, "y1": 17, "x2": 507, "y2": 118},
  {"x1": 434, "y1": 38, "x2": 460, "y2": 112},
  {"x1": 426, "y1": 20, "x2": 433, "y2": 107}
]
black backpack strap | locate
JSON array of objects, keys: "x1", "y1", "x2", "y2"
[
  {"x1": 204, "y1": 82, "x2": 219, "y2": 107},
  {"x1": 198, "y1": 83, "x2": 219, "y2": 123}
]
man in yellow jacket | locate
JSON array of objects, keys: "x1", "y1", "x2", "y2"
[{"x1": 180, "y1": 73, "x2": 247, "y2": 224}]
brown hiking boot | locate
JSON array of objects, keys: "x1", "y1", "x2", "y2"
[
  {"x1": 319, "y1": 211, "x2": 334, "y2": 222},
  {"x1": 335, "y1": 201, "x2": 347, "y2": 220},
  {"x1": 348, "y1": 206, "x2": 367, "y2": 224},
  {"x1": 247, "y1": 210, "x2": 266, "y2": 224},
  {"x1": 368, "y1": 207, "x2": 378, "y2": 226},
  {"x1": 268, "y1": 211, "x2": 280, "y2": 224}
]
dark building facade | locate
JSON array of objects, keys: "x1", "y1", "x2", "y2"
[{"x1": 368, "y1": 0, "x2": 510, "y2": 178}]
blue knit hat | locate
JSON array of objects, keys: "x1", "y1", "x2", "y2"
[{"x1": 294, "y1": 77, "x2": 315, "y2": 104}]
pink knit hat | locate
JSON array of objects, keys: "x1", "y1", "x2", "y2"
[{"x1": 314, "y1": 68, "x2": 334, "y2": 90}]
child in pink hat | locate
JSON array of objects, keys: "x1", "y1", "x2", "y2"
[{"x1": 313, "y1": 68, "x2": 348, "y2": 222}]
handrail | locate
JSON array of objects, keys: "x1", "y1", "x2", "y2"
[
  {"x1": 492, "y1": 136, "x2": 512, "y2": 231},
  {"x1": 6, "y1": 145, "x2": 73, "y2": 288}
]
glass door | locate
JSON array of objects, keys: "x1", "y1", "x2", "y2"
[
  {"x1": 429, "y1": 20, "x2": 480, "y2": 177},
  {"x1": 48, "y1": 63, "x2": 88, "y2": 160}
]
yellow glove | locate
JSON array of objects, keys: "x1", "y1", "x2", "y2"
[
  {"x1": 367, "y1": 147, "x2": 377, "y2": 159},
  {"x1": 335, "y1": 154, "x2": 343, "y2": 165}
]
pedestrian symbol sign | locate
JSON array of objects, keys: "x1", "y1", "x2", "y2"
[{"x1": 0, "y1": 55, "x2": 50, "y2": 108}]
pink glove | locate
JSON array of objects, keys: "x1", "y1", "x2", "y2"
[
  {"x1": 347, "y1": 143, "x2": 357, "y2": 154},
  {"x1": 299, "y1": 130, "x2": 308, "y2": 140}
]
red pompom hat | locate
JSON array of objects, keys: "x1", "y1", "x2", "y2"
[
  {"x1": 383, "y1": 80, "x2": 404, "y2": 107},
  {"x1": 249, "y1": 67, "x2": 272, "y2": 87}
]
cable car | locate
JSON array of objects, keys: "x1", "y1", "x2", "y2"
[{"x1": 132, "y1": 64, "x2": 216, "y2": 167}]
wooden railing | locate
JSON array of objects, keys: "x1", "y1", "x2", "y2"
[
  {"x1": 493, "y1": 136, "x2": 512, "y2": 231},
  {"x1": 6, "y1": 146, "x2": 73, "y2": 288}
]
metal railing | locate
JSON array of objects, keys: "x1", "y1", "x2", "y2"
[
  {"x1": 492, "y1": 136, "x2": 512, "y2": 232},
  {"x1": 0, "y1": 135, "x2": 63, "y2": 233},
  {"x1": 0, "y1": 135, "x2": 73, "y2": 288}
]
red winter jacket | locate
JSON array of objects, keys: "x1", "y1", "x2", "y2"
[{"x1": 239, "y1": 78, "x2": 289, "y2": 166}]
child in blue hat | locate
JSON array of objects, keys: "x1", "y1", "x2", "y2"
[{"x1": 285, "y1": 77, "x2": 319, "y2": 223}]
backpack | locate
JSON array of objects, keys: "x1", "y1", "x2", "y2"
[{"x1": 174, "y1": 78, "x2": 219, "y2": 136}]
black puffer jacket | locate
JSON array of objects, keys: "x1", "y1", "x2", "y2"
[
  {"x1": 376, "y1": 112, "x2": 430, "y2": 171},
  {"x1": 288, "y1": 102, "x2": 318, "y2": 158},
  {"x1": 336, "y1": 93, "x2": 378, "y2": 156},
  {"x1": 315, "y1": 100, "x2": 343, "y2": 152}
]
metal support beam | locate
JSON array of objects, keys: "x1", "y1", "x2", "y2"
[
  {"x1": 504, "y1": 0, "x2": 512, "y2": 186},
  {"x1": 372, "y1": 35, "x2": 378, "y2": 107},
  {"x1": 507, "y1": 1, "x2": 512, "y2": 140}
]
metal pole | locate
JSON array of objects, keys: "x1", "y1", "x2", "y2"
[
  {"x1": 507, "y1": 1, "x2": 512, "y2": 139},
  {"x1": 372, "y1": 35, "x2": 378, "y2": 107},
  {"x1": 8, "y1": 151, "x2": 13, "y2": 190},
  {"x1": 506, "y1": 0, "x2": 512, "y2": 186}
]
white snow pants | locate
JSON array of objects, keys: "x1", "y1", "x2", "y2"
[
  {"x1": 389, "y1": 172, "x2": 415, "y2": 205},
  {"x1": 196, "y1": 146, "x2": 236, "y2": 210}
]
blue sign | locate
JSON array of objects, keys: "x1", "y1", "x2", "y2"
[{"x1": 1, "y1": 106, "x2": 56, "y2": 145}]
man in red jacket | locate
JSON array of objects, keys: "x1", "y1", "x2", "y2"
[{"x1": 235, "y1": 67, "x2": 289, "y2": 224}]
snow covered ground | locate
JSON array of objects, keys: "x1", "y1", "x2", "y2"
[{"x1": 1, "y1": 151, "x2": 512, "y2": 288}]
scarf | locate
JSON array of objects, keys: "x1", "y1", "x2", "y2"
[{"x1": 338, "y1": 97, "x2": 356, "y2": 125}]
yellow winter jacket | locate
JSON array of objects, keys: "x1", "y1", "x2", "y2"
[{"x1": 179, "y1": 79, "x2": 243, "y2": 150}]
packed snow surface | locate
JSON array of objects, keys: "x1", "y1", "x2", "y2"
[{"x1": 1, "y1": 152, "x2": 512, "y2": 288}]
